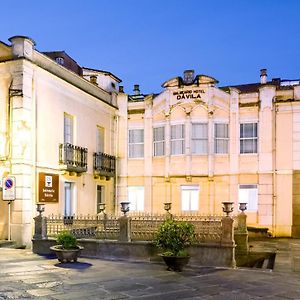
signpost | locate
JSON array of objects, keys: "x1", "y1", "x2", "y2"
[{"x1": 2, "y1": 176, "x2": 16, "y2": 241}]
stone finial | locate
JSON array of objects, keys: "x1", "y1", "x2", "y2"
[
  {"x1": 8, "y1": 36, "x2": 36, "y2": 60},
  {"x1": 260, "y1": 68, "x2": 267, "y2": 84}
]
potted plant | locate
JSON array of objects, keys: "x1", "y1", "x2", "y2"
[
  {"x1": 50, "y1": 231, "x2": 83, "y2": 263},
  {"x1": 154, "y1": 219, "x2": 195, "y2": 271}
]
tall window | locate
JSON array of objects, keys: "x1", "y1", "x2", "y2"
[
  {"x1": 64, "y1": 182, "x2": 73, "y2": 216},
  {"x1": 214, "y1": 123, "x2": 229, "y2": 154},
  {"x1": 96, "y1": 185, "x2": 104, "y2": 213},
  {"x1": 153, "y1": 126, "x2": 165, "y2": 156},
  {"x1": 171, "y1": 124, "x2": 185, "y2": 155},
  {"x1": 96, "y1": 126, "x2": 104, "y2": 153},
  {"x1": 239, "y1": 185, "x2": 258, "y2": 211},
  {"x1": 192, "y1": 123, "x2": 208, "y2": 154},
  {"x1": 240, "y1": 123, "x2": 258, "y2": 154},
  {"x1": 64, "y1": 113, "x2": 73, "y2": 144},
  {"x1": 128, "y1": 129, "x2": 144, "y2": 158},
  {"x1": 181, "y1": 186, "x2": 199, "y2": 211},
  {"x1": 128, "y1": 186, "x2": 144, "y2": 211}
]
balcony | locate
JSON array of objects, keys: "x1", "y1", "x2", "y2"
[
  {"x1": 93, "y1": 152, "x2": 116, "y2": 179},
  {"x1": 59, "y1": 143, "x2": 88, "y2": 174}
]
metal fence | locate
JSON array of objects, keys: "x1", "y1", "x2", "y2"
[{"x1": 46, "y1": 212, "x2": 224, "y2": 244}]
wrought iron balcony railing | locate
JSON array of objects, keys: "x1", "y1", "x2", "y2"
[
  {"x1": 59, "y1": 143, "x2": 88, "y2": 173},
  {"x1": 93, "y1": 152, "x2": 116, "y2": 178}
]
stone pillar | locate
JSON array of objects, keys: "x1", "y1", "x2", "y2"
[
  {"x1": 118, "y1": 216, "x2": 131, "y2": 242},
  {"x1": 33, "y1": 215, "x2": 48, "y2": 240},
  {"x1": 221, "y1": 216, "x2": 235, "y2": 246},
  {"x1": 234, "y1": 212, "x2": 249, "y2": 254}
]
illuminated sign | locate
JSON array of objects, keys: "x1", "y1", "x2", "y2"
[{"x1": 38, "y1": 173, "x2": 59, "y2": 202}]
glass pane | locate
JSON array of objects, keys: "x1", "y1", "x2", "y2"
[
  {"x1": 215, "y1": 124, "x2": 228, "y2": 138},
  {"x1": 181, "y1": 190, "x2": 190, "y2": 210},
  {"x1": 192, "y1": 123, "x2": 207, "y2": 139},
  {"x1": 190, "y1": 190, "x2": 199, "y2": 210},
  {"x1": 154, "y1": 127, "x2": 164, "y2": 142},
  {"x1": 192, "y1": 140, "x2": 207, "y2": 154},
  {"x1": 171, "y1": 140, "x2": 184, "y2": 155}
]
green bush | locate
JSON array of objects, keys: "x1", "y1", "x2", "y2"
[
  {"x1": 154, "y1": 219, "x2": 195, "y2": 257},
  {"x1": 56, "y1": 231, "x2": 77, "y2": 249}
]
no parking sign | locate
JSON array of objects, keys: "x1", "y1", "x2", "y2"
[{"x1": 2, "y1": 177, "x2": 16, "y2": 201}]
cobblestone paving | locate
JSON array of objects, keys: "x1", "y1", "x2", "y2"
[{"x1": 1, "y1": 248, "x2": 300, "y2": 299}]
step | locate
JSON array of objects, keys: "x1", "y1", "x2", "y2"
[{"x1": 0, "y1": 240, "x2": 17, "y2": 248}]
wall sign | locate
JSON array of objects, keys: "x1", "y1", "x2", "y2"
[
  {"x1": 38, "y1": 173, "x2": 59, "y2": 203},
  {"x1": 173, "y1": 89, "x2": 205, "y2": 100},
  {"x1": 2, "y1": 176, "x2": 16, "y2": 201}
]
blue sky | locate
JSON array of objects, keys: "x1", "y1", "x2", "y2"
[{"x1": 1, "y1": 0, "x2": 300, "y2": 94}]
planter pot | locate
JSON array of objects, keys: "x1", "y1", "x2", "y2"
[
  {"x1": 161, "y1": 255, "x2": 190, "y2": 272},
  {"x1": 50, "y1": 245, "x2": 84, "y2": 263}
]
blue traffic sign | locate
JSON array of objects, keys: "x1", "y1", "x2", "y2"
[{"x1": 5, "y1": 179, "x2": 13, "y2": 189}]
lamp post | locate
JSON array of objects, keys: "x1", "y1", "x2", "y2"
[
  {"x1": 120, "y1": 202, "x2": 130, "y2": 216},
  {"x1": 222, "y1": 201, "x2": 234, "y2": 217}
]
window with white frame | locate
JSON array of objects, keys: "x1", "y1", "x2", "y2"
[
  {"x1": 64, "y1": 113, "x2": 74, "y2": 144},
  {"x1": 153, "y1": 126, "x2": 165, "y2": 156},
  {"x1": 239, "y1": 185, "x2": 258, "y2": 211},
  {"x1": 128, "y1": 129, "x2": 144, "y2": 158},
  {"x1": 240, "y1": 123, "x2": 258, "y2": 154},
  {"x1": 214, "y1": 123, "x2": 229, "y2": 154},
  {"x1": 181, "y1": 185, "x2": 199, "y2": 211},
  {"x1": 128, "y1": 186, "x2": 144, "y2": 211},
  {"x1": 64, "y1": 182, "x2": 74, "y2": 216},
  {"x1": 96, "y1": 126, "x2": 104, "y2": 153},
  {"x1": 171, "y1": 124, "x2": 185, "y2": 155},
  {"x1": 192, "y1": 123, "x2": 208, "y2": 154}
]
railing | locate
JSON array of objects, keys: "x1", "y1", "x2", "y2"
[
  {"x1": 45, "y1": 212, "x2": 224, "y2": 244},
  {"x1": 59, "y1": 143, "x2": 88, "y2": 173},
  {"x1": 93, "y1": 152, "x2": 116, "y2": 178}
]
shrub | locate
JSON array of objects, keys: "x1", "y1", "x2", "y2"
[
  {"x1": 154, "y1": 219, "x2": 195, "y2": 257},
  {"x1": 56, "y1": 231, "x2": 77, "y2": 249}
]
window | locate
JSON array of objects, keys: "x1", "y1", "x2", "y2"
[
  {"x1": 240, "y1": 123, "x2": 258, "y2": 154},
  {"x1": 96, "y1": 126, "x2": 104, "y2": 153},
  {"x1": 64, "y1": 113, "x2": 73, "y2": 144},
  {"x1": 64, "y1": 182, "x2": 73, "y2": 216},
  {"x1": 239, "y1": 185, "x2": 258, "y2": 211},
  {"x1": 153, "y1": 126, "x2": 165, "y2": 156},
  {"x1": 128, "y1": 186, "x2": 144, "y2": 211},
  {"x1": 214, "y1": 123, "x2": 229, "y2": 154},
  {"x1": 181, "y1": 186, "x2": 199, "y2": 211},
  {"x1": 171, "y1": 124, "x2": 185, "y2": 155},
  {"x1": 192, "y1": 123, "x2": 208, "y2": 154},
  {"x1": 55, "y1": 57, "x2": 64, "y2": 65},
  {"x1": 96, "y1": 185, "x2": 104, "y2": 213},
  {"x1": 128, "y1": 129, "x2": 144, "y2": 158}
]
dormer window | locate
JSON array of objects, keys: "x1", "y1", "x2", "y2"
[
  {"x1": 90, "y1": 75, "x2": 98, "y2": 85},
  {"x1": 55, "y1": 57, "x2": 64, "y2": 65}
]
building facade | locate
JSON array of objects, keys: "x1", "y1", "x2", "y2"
[
  {"x1": 1, "y1": 35, "x2": 300, "y2": 245},
  {"x1": 0, "y1": 36, "x2": 119, "y2": 245},
  {"x1": 117, "y1": 70, "x2": 300, "y2": 238}
]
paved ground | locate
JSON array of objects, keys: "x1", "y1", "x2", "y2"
[{"x1": 1, "y1": 245, "x2": 300, "y2": 300}]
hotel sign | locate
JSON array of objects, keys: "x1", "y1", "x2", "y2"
[
  {"x1": 173, "y1": 89, "x2": 205, "y2": 100},
  {"x1": 38, "y1": 173, "x2": 59, "y2": 203}
]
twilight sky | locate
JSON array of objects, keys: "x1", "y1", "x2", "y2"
[{"x1": 1, "y1": 0, "x2": 300, "y2": 94}]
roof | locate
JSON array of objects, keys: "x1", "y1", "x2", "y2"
[{"x1": 82, "y1": 67, "x2": 122, "y2": 83}]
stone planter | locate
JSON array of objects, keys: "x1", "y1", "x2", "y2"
[
  {"x1": 161, "y1": 255, "x2": 190, "y2": 272},
  {"x1": 50, "y1": 245, "x2": 84, "y2": 263}
]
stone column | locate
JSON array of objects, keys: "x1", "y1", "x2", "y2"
[
  {"x1": 221, "y1": 216, "x2": 235, "y2": 246},
  {"x1": 33, "y1": 215, "x2": 48, "y2": 240},
  {"x1": 118, "y1": 216, "x2": 131, "y2": 242},
  {"x1": 234, "y1": 212, "x2": 249, "y2": 254}
]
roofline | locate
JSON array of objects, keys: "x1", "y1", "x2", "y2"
[{"x1": 82, "y1": 66, "x2": 122, "y2": 83}]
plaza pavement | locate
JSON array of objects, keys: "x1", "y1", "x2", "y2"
[{"x1": 0, "y1": 245, "x2": 300, "y2": 300}]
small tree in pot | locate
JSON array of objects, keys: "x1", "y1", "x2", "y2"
[
  {"x1": 50, "y1": 231, "x2": 83, "y2": 263},
  {"x1": 154, "y1": 219, "x2": 195, "y2": 271}
]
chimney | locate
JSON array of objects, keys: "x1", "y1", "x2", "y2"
[
  {"x1": 260, "y1": 68, "x2": 267, "y2": 84},
  {"x1": 8, "y1": 35, "x2": 36, "y2": 60},
  {"x1": 119, "y1": 85, "x2": 124, "y2": 93},
  {"x1": 183, "y1": 70, "x2": 195, "y2": 84},
  {"x1": 133, "y1": 84, "x2": 140, "y2": 95}
]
